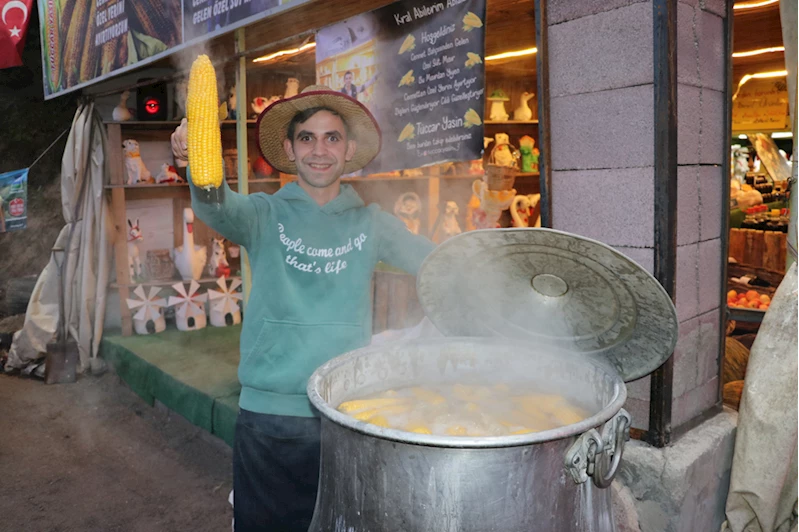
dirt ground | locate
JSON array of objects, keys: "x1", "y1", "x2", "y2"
[{"x1": 0, "y1": 369, "x2": 234, "y2": 532}]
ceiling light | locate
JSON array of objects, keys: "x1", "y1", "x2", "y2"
[
  {"x1": 733, "y1": 0, "x2": 779, "y2": 11},
  {"x1": 771, "y1": 132, "x2": 793, "y2": 139},
  {"x1": 732, "y1": 46, "x2": 785, "y2": 58},
  {"x1": 485, "y1": 47, "x2": 537, "y2": 62},
  {"x1": 738, "y1": 134, "x2": 748, "y2": 139},
  {"x1": 253, "y1": 42, "x2": 316, "y2": 64}
]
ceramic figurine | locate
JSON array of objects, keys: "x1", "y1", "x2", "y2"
[
  {"x1": 207, "y1": 276, "x2": 243, "y2": 327},
  {"x1": 155, "y1": 163, "x2": 183, "y2": 184},
  {"x1": 467, "y1": 179, "x2": 516, "y2": 231},
  {"x1": 432, "y1": 201, "x2": 462, "y2": 244},
  {"x1": 168, "y1": 280, "x2": 208, "y2": 331},
  {"x1": 171, "y1": 119, "x2": 188, "y2": 171},
  {"x1": 284, "y1": 78, "x2": 300, "y2": 98},
  {"x1": 393, "y1": 192, "x2": 422, "y2": 235},
  {"x1": 511, "y1": 194, "x2": 541, "y2": 228},
  {"x1": 172, "y1": 208, "x2": 208, "y2": 281},
  {"x1": 208, "y1": 237, "x2": 231, "y2": 278},
  {"x1": 127, "y1": 218, "x2": 143, "y2": 280},
  {"x1": 126, "y1": 285, "x2": 167, "y2": 335},
  {"x1": 174, "y1": 78, "x2": 188, "y2": 119},
  {"x1": 519, "y1": 135, "x2": 540, "y2": 173},
  {"x1": 112, "y1": 90, "x2": 133, "y2": 121},
  {"x1": 732, "y1": 145, "x2": 749, "y2": 184},
  {"x1": 487, "y1": 89, "x2": 510, "y2": 121},
  {"x1": 492, "y1": 133, "x2": 515, "y2": 167},
  {"x1": 123, "y1": 139, "x2": 153, "y2": 185},
  {"x1": 513, "y1": 92, "x2": 535, "y2": 121},
  {"x1": 227, "y1": 86, "x2": 237, "y2": 120}
]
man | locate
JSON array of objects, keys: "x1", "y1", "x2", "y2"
[
  {"x1": 188, "y1": 85, "x2": 435, "y2": 531},
  {"x1": 340, "y1": 70, "x2": 378, "y2": 100}
]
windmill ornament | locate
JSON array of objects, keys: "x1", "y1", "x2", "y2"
[
  {"x1": 168, "y1": 280, "x2": 208, "y2": 331},
  {"x1": 207, "y1": 276, "x2": 243, "y2": 327},
  {"x1": 126, "y1": 285, "x2": 167, "y2": 335}
]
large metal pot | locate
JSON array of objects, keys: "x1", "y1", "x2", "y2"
[
  {"x1": 307, "y1": 229, "x2": 678, "y2": 532},
  {"x1": 308, "y1": 338, "x2": 630, "y2": 532}
]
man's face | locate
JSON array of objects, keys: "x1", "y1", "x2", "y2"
[
  {"x1": 344, "y1": 73, "x2": 353, "y2": 86},
  {"x1": 284, "y1": 110, "x2": 357, "y2": 189}
]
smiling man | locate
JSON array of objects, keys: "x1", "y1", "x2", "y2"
[{"x1": 188, "y1": 85, "x2": 435, "y2": 531}]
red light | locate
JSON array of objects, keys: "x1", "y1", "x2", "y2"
[{"x1": 144, "y1": 98, "x2": 161, "y2": 115}]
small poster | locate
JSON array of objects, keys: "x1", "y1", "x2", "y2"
[
  {"x1": 0, "y1": 169, "x2": 29, "y2": 233},
  {"x1": 316, "y1": 0, "x2": 486, "y2": 174}
]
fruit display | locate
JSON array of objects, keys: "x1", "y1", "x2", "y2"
[
  {"x1": 727, "y1": 289, "x2": 770, "y2": 311},
  {"x1": 337, "y1": 384, "x2": 590, "y2": 437}
]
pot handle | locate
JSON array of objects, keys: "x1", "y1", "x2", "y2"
[{"x1": 564, "y1": 409, "x2": 632, "y2": 489}]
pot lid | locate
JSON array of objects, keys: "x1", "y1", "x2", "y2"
[{"x1": 416, "y1": 228, "x2": 678, "y2": 382}]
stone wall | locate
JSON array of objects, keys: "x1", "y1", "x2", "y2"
[{"x1": 545, "y1": 0, "x2": 727, "y2": 431}]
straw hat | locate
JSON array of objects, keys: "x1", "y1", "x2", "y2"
[{"x1": 255, "y1": 85, "x2": 382, "y2": 175}]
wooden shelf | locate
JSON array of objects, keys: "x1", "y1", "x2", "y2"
[
  {"x1": 104, "y1": 120, "x2": 257, "y2": 130},
  {"x1": 111, "y1": 275, "x2": 242, "y2": 290},
  {"x1": 517, "y1": 172, "x2": 540, "y2": 177},
  {"x1": 104, "y1": 178, "x2": 280, "y2": 189},
  {"x1": 484, "y1": 120, "x2": 539, "y2": 125}
]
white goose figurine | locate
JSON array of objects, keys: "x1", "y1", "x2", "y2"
[{"x1": 172, "y1": 208, "x2": 208, "y2": 281}]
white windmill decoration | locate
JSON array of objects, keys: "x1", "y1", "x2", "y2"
[
  {"x1": 126, "y1": 285, "x2": 167, "y2": 335},
  {"x1": 207, "y1": 276, "x2": 243, "y2": 327},
  {"x1": 168, "y1": 280, "x2": 208, "y2": 331}
]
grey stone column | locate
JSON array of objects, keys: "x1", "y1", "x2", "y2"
[{"x1": 543, "y1": 0, "x2": 727, "y2": 431}]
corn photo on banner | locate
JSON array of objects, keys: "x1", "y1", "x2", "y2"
[
  {"x1": 315, "y1": 0, "x2": 487, "y2": 174},
  {"x1": 0, "y1": 169, "x2": 29, "y2": 233},
  {"x1": 36, "y1": 0, "x2": 305, "y2": 99}
]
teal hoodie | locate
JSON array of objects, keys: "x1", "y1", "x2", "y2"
[{"x1": 189, "y1": 176, "x2": 435, "y2": 417}]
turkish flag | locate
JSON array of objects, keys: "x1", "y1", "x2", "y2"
[{"x1": 0, "y1": 0, "x2": 33, "y2": 69}]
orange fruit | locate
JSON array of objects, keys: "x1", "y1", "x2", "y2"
[
  {"x1": 727, "y1": 290, "x2": 737, "y2": 299},
  {"x1": 759, "y1": 294, "x2": 771, "y2": 304},
  {"x1": 745, "y1": 290, "x2": 759, "y2": 302}
]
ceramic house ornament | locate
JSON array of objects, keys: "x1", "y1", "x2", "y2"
[
  {"x1": 126, "y1": 285, "x2": 167, "y2": 335},
  {"x1": 168, "y1": 280, "x2": 208, "y2": 331},
  {"x1": 207, "y1": 277, "x2": 243, "y2": 327}
]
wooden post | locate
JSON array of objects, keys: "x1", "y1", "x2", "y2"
[
  {"x1": 107, "y1": 123, "x2": 133, "y2": 336},
  {"x1": 235, "y1": 27, "x2": 253, "y2": 309}
]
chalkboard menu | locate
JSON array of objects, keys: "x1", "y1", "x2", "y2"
[{"x1": 316, "y1": 0, "x2": 487, "y2": 174}]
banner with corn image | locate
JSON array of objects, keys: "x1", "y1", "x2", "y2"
[
  {"x1": 315, "y1": 0, "x2": 487, "y2": 174},
  {"x1": 37, "y1": 0, "x2": 183, "y2": 98}
]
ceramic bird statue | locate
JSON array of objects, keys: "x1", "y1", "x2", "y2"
[
  {"x1": 513, "y1": 92, "x2": 535, "y2": 121},
  {"x1": 113, "y1": 90, "x2": 133, "y2": 121},
  {"x1": 172, "y1": 208, "x2": 208, "y2": 281}
]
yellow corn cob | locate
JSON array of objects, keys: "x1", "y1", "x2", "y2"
[
  {"x1": 398, "y1": 123, "x2": 415, "y2": 142},
  {"x1": 411, "y1": 387, "x2": 447, "y2": 405},
  {"x1": 399, "y1": 35, "x2": 416, "y2": 54},
  {"x1": 367, "y1": 415, "x2": 390, "y2": 428},
  {"x1": 187, "y1": 55, "x2": 224, "y2": 190},
  {"x1": 352, "y1": 404, "x2": 410, "y2": 421},
  {"x1": 337, "y1": 397, "x2": 407, "y2": 414},
  {"x1": 399, "y1": 69, "x2": 415, "y2": 87},
  {"x1": 406, "y1": 424, "x2": 432, "y2": 435},
  {"x1": 464, "y1": 109, "x2": 482, "y2": 128},
  {"x1": 462, "y1": 12, "x2": 483, "y2": 31}
]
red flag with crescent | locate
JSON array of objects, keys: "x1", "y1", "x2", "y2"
[{"x1": 0, "y1": 0, "x2": 33, "y2": 69}]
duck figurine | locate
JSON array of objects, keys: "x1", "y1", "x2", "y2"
[
  {"x1": 172, "y1": 208, "x2": 207, "y2": 281},
  {"x1": 513, "y1": 92, "x2": 535, "y2": 121},
  {"x1": 112, "y1": 90, "x2": 133, "y2": 121}
]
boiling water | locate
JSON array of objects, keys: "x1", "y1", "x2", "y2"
[{"x1": 337, "y1": 383, "x2": 591, "y2": 437}]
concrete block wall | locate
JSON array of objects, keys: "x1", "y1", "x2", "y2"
[
  {"x1": 545, "y1": 0, "x2": 726, "y2": 431},
  {"x1": 672, "y1": 0, "x2": 726, "y2": 428}
]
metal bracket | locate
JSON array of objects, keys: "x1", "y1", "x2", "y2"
[{"x1": 565, "y1": 409, "x2": 632, "y2": 488}]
